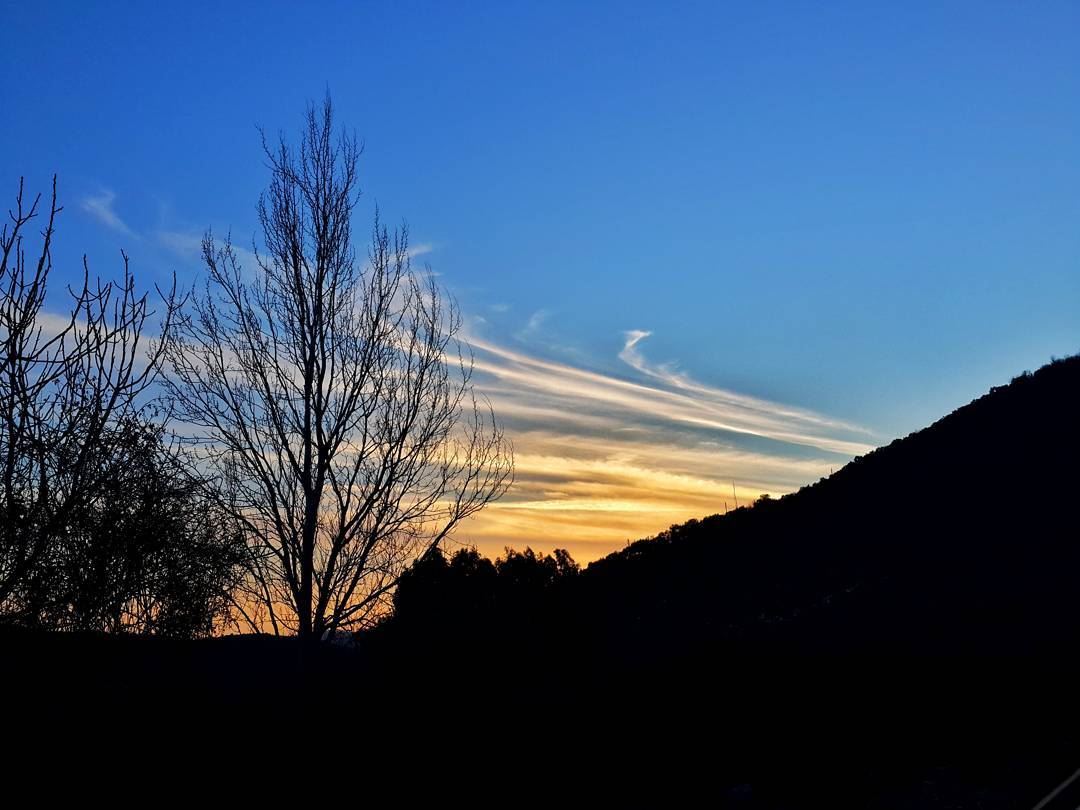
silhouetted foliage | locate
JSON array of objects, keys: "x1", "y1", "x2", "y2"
[
  {"x1": 393, "y1": 545, "x2": 577, "y2": 620},
  {"x1": 393, "y1": 547, "x2": 497, "y2": 625},
  {"x1": 380, "y1": 545, "x2": 578, "y2": 661},
  {"x1": 29, "y1": 416, "x2": 246, "y2": 637},
  {"x1": 0, "y1": 177, "x2": 248, "y2": 638}
]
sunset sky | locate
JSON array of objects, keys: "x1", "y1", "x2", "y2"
[{"x1": 4, "y1": 2, "x2": 1078, "y2": 561}]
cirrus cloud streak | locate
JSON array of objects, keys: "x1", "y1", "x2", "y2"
[{"x1": 455, "y1": 328, "x2": 875, "y2": 562}]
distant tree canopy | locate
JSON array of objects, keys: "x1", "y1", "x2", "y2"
[
  {"x1": 29, "y1": 416, "x2": 247, "y2": 637},
  {"x1": 0, "y1": 177, "x2": 243, "y2": 638},
  {"x1": 387, "y1": 546, "x2": 578, "y2": 645}
]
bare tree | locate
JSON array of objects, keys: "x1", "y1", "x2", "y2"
[
  {"x1": 0, "y1": 177, "x2": 179, "y2": 621},
  {"x1": 164, "y1": 96, "x2": 513, "y2": 642}
]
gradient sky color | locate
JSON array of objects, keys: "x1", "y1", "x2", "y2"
[{"x1": 3, "y1": 2, "x2": 1078, "y2": 560}]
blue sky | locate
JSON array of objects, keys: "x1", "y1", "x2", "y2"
[{"x1": 4, "y1": 2, "x2": 1078, "y2": 557}]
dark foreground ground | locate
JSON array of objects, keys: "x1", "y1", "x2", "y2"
[
  {"x1": 5, "y1": 360, "x2": 1080, "y2": 802},
  {"x1": 3, "y1": 626, "x2": 1077, "y2": 808}
]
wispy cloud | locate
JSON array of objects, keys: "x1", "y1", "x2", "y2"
[
  {"x1": 455, "y1": 329, "x2": 876, "y2": 562},
  {"x1": 514, "y1": 308, "x2": 549, "y2": 342},
  {"x1": 146, "y1": 200, "x2": 870, "y2": 565},
  {"x1": 157, "y1": 229, "x2": 260, "y2": 274},
  {"x1": 618, "y1": 329, "x2": 653, "y2": 368},
  {"x1": 156, "y1": 230, "x2": 203, "y2": 257},
  {"x1": 470, "y1": 334, "x2": 872, "y2": 457},
  {"x1": 81, "y1": 190, "x2": 135, "y2": 237},
  {"x1": 617, "y1": 330, "x2": 869, "y2": 439},
  {"x1": 525, "y1": 309, "x2": 548, "y2": 332}
]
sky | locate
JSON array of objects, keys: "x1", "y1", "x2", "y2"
[{"x1": 3, "y1": 2, "x2": 1078, "y2": 561}]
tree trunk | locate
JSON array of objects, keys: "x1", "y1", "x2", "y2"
[{"x1": 298, "y1": 491, "x2": 318, "y2": 644}]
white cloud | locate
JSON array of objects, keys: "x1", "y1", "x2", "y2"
[
  {"x1": 618, "y1": 329, "x2": 653, "y2": 371},
  {"x1": 157, "y1": 230, "x2": 260, "y2": 274},
  {"x1": 618, "y1": 329, "x2": 869, "y2": 437},
  {"x1": 408, "y1": 242, "x2": 434, "y2": 260},
  {"x1": 156, "y1": 230, "x2": 203, "y2": 256},
  {"x1": 469, "y1": 333, "x2": 873, "y2": 457},
  {"x1": 524, "y1": 309, "x2": 548, "y2": 333},
  {"x1": 80, "y1": 190, "x2": 135, "y2": 237},
  {"x1": 513, "y1": 308, "x2": 550, "y2": 343}
]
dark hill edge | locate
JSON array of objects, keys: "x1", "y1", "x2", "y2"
[
  {"x1": 348, "y1": 354, "x2": 1080, "y2": 805},
  {"x1": 573, "y1": 354, "x2": 1080, "y2": 659},
  {"x1": 377, "y1": 354, "x2": 1080, "y2": 667}
]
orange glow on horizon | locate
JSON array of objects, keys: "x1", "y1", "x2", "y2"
[
  {"x1": 452, "y1": 439, "x2": 836, "y2": 564},
  {"x1": 443, "y1": 330, "x2": 870, "y2": 564}
]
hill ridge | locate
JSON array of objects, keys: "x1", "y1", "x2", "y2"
[{"x1": 569, "y1": 353, "x2": 1080, "y2": 656}]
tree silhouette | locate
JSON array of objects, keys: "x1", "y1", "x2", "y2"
[
  {"x1": 0, "y1": 177, "x2": 180, "y2": 623},
  {"x1": 164, "y1": 95, "x2": 513, "y2": 642},
  {"x1": 42, "y1": 415, "x2": 247, "y2": 637},
  {"x1": 385, "y1": 545, "x2": 578, "y2": 658}
]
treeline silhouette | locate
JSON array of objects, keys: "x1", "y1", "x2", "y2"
[{"x1": 368, "y1": 546, "x2": 580, "y2": 667}]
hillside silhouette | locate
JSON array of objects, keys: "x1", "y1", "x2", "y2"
[
  {"x1": 378, "y1": 354, "x2": 1080, "y2": 665},
  {"x1": 575, "y1": 354, "x2": 1080, "y2": 659},
  {"x1": 349, "y1": 354, "x2": 1080, "y2": 806}
]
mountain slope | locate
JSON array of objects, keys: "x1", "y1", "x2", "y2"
[{"x1": 576, "y1": 354, "x2": 1080, "y2": 657}]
